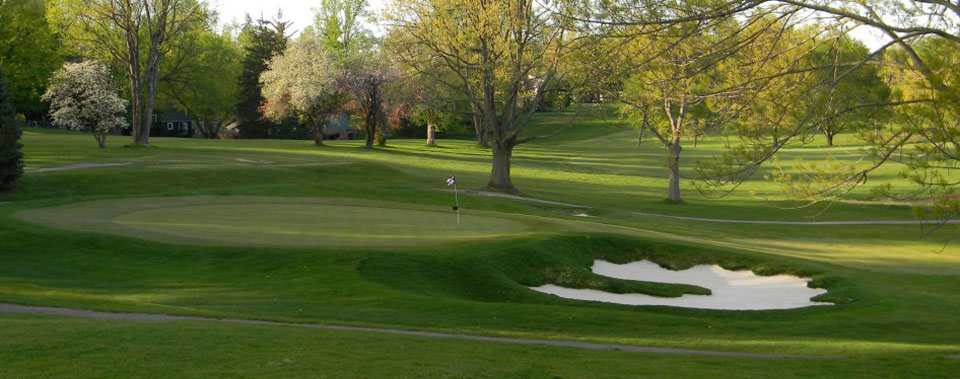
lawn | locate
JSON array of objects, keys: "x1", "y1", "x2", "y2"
[{"x1": 1, "y1": 110, "x2": 959, "y2": 377}]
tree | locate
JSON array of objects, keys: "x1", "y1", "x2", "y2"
[
  {"x1": 613, "y1": 12, "x2": 811, "y2": 202},
  {"x1": 588, "y1": 1, "x2": 960, "y2": 208},
  {"x1": 402, "y1": 97, "x2": 460, "y2": 147},
  {"x1": 0, "y1": 70, "x2": 23, "y2": 192},
  {"x1": 388, "y1": 0, "x2": 570, "y2": 191},
  {"x1": 805, "y1": 35, "x2": 890, "y2": 147},
  {"x1": 619, "y1": 26, "x2": 731, "y2": 202},
  {"x1": 0, "y1": 0, "x2": 63, "y2": 118},
  {"x1": 882, "y1": 38, "x2": 960, "y2": 206},
  {"x1": 385, "y1": 23, "x2": 480, "y2": 147},
  {"x1": 42, "y1": 61, "x2": 129, "y2": 148},
  {"x1": 160, "y1": 23, "x2": 242, "y2": 138},
  {"x1": 260, "y1": 33, "x2": 343, "y2": 146},
  {"x1": 235, "y1": 14, "x2": 292, "y2": 139},
  {"x1": 341, "y1": 55, "x2": 397, "y2": 148},
  {"x1": 48, "y1": 0, "x2": 206, "y2": 146},
  {"x1": 313, "y1": 0, "x2": 372, "y2": 59}
]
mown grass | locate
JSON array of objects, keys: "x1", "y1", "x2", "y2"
[
  {"x1": 5, "y1": 314, "x2": 959, "y2": 378},
  {"x1": 2, "y1": 109, "x2": 960, "y2": 377}
]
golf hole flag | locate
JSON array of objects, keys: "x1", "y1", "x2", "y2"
[{"x1": 447, "y1": 176, "x2": 460, "y2": 223}]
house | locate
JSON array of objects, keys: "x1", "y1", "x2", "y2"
[
  {"x1": 151, "y1": 112, "x2": 195, "y2": 138},
  {"x1": 325, "y1": 113, "x2": 357, "y2": 140}
]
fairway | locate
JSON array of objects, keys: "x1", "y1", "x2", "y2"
[{"x1": 18, "y1": 196, "x2": 536, "y2": 248}]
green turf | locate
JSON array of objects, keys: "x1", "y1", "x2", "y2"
[
  {"x1": 5, "y1": 314, "x2": 958, "y2": 378},
  {"x1": 2, "y1": 108, "x2": 960, "y2": 377},
  {"x1": 17, "y1": 196, "x2": 541, "y2": 248}
]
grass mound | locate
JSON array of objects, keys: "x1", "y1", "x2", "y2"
[{"x1": 359, "y1": 235, "x2": 843, "y2": 306}]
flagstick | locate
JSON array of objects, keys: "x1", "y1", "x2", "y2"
[{"x1": 454, "y1": 182, "x2": 461, "y2": 224}]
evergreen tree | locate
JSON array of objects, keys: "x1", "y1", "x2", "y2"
[
  {"x1": 0, "y1": 71, "x2": 24, "y2": 192},
  {"x1": 235, "y1": 14, "x2": 292, "y2": 139}
]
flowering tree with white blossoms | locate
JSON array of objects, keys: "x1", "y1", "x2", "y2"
[
  {"x1": 43, "y1": 61, "x2": 128, "y2": 148},
  {"x1": 260, "y1": 33, "x2": 343, "y2": 146}
]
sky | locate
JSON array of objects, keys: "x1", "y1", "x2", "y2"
[{"x1": 211, "y1": 0, "x2": 388, "y2": 35}]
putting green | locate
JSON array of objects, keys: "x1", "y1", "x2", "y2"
[{"x1": 17, "y1": 197, "x2": 537, "y2": 248}]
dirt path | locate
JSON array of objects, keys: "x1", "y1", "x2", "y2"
[
  {"x1": 0, "y1": 303, "x2": 834, "y2": 359},
  {"x1": 631, "y1": 211, "x2": 960, "y2": 226},
  {"x1": 30, "y1": 162, "x2": 133, "y2": 174}
]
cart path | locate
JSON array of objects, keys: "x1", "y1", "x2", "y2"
[
  {"x1": 0, "y1": 303, "x2": 835, "y2": 359},
  {"x1": 30, "y1": 162, "x2": 133, "y2": 173},
  {"x1": 630, "y1": 211, "x2": 960, "y2": 226},
  {"x1": 449, "y1": 190, "x2": 588, "y2": 208},
  {"x1": 454, "y1": 191, "x2": 951, "y2": 225}
]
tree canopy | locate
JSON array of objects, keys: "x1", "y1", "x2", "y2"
[
  {"x1": 260, "y1": 33, "x2": 342, "y2": 146},
  {"x1": 42, "y1": 61, "x2": 129, "y2": 148}
]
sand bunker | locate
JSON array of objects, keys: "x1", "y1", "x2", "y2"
[{"x1": 531, "y1": 260, "x2": 829, "y2": 310}]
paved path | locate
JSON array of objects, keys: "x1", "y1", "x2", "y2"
[
  {"x1": 449, "y1": 190, "x2": 588, "y2": 208},
  {"x1": 30, "y1": 162, "x2": 133, "y2": 174},
  {"x1": 631, "y1": 211, "x2": 960, "y2": 226},
  {"x1": 0, "y1": 303, "x2": 834, "y2": 359},
  {"x1": 451, "y1": 191, "x2": 947, "y2": 225}
]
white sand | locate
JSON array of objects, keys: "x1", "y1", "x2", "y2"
[{"x1": 530, "y1": 260, "x2": 829, "y2": 310}]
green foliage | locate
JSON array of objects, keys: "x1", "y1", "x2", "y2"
[
  {"x1": 805, "y1": 36, "x2": 891, "y2": 147},
  {"x1": 235, "y1": 15, "x2": 302, "y2": 139},
  {"x1": 159, "y1": 22, "x2": 243, "y2": 138},
  {"x1": 0, "y1": 0, "x2": 63, "y2": 118},
  {"x1": 261, "y1": 32, "x2": 346, "y2": 145},
  {"x1": 0, "y1": 71, "x2": 24, "y2": 191},
  {"x1": 313, "y1": 0, "x2": 372, "y2": 60}
]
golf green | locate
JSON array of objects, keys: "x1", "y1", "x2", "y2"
[{"x1": 17, "y1": 196, "x2": 536, "y2": 248}]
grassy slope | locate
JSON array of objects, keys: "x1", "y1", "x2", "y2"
[{"x1": 2, "y1": 110, "x2": 959, "y2": 377}]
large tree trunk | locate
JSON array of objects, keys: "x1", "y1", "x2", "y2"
[
  {"x1": 138, "y1": 76, "x2": 157, "y2": 146},
  {"x1": 825, "y1": 131, "x2": 834, "y2": 147},
  {"x1": 667, "y1": 137, "x2": 682, "y2": 203},
  {"x1": 426, "y1": 121, "x2": 436, "y2": 147},
  {"x1": 364, "y1": 121, "x2": 375, "y2": 148},
  {"x1": 472, "y1": 113, "x2": 487, "y2": 147},
  {"x1": 488, "y1": 142, "x2": 515, "y2": 191},
  {"x1": 314, "y1": 125, "x2": 325, "y2": 146},
  {"x1": 127, "y1": 77, "x2": 143, "y2": 145},
  {"x1": 136, "y1": 56, "x2": 162, "y2": 146}
]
